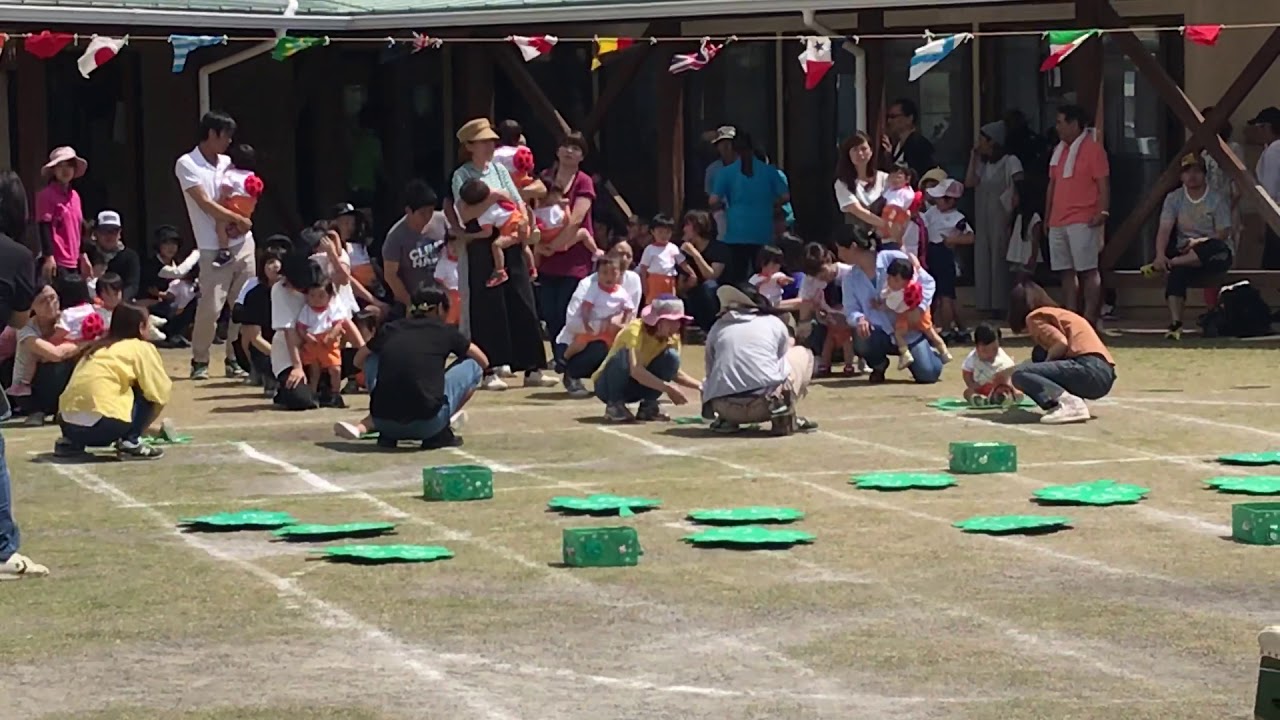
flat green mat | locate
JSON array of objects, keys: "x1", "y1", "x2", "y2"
[
  {"x1": 317, "y1": 544, "x2": 454, "y2": 563},
  {"x1": 547, "y1": 494, "x2": 662, "y2": 517},
  {"x1": 953, "y1": 515, "x2": 1072, "y2": 535},
  {"x1": 852, "y1": 472, "x2": 956, "y2": 490},
  {"x1": 1033, "y1": 480, "x2": 1150, "y2": 506},
  {"x1": 673, "y1": 416, "x2": 706, "y2": 425},
  {"x1": 272, "y1": 522, "x2": 397, "y2": 540},
  {"x1": 682, "y1": 525, "x2": 815, "y2": 547},
  {"x1": 686, "y1": 507, "x2": 805, "y2": 524},
  {"x1": 179, "y1": 510, "x2": 297, "y2": 530},
  {"x1": 142, "y1": 434, "x2": 193, "y2": 446},
  {"x1": 1206, "y1": 476, "x2": 1280, "y2": 495},
  {"x1": 927, "y1": 397, "x2": 1036, "y2": 411},
  {"x1": 1217, "y1": 452, "x2": 1280, "y2": 466}
]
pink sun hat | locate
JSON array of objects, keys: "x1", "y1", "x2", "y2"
[
  {"x1": 42, "y1": 146, "x2": 88, "y2": 180},
  {"x1": 640, "y1": 295, "x2": 692, "y2": 326}
]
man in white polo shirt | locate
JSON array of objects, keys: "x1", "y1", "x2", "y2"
[{"x1": 175, "y1": 111, "x2": 255, "y2": 380}]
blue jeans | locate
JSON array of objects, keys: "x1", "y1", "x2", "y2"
[
  {"x1": 682, "y1": 280, "x2": 720, "y2": 334},
  {"x1": 854, "y1": 328, "x2": 943, "y2": 384},
  {"x1": 0, "y1": 432, "x2": 18, "y2": 561},
  {"x1": 369, "y1": 358, "x2": 483, "y2": 442},
  {"x1": 593, "y1": 348, "x2": 680, "y2": 406},
  {"x1": 59, "y1": 387, "x2": 155, "y2": 448},
  {"x1": 1012, "y1": 354, "x2": 1116, "y2": 410},
  {"x1": 563, "y1": 340, "x2": 610, "y2": 380},
  {"x1": 537, "y1": 274, "x2": 581, "y2": 372}
]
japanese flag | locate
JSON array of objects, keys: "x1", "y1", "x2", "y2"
[
  {"x1": 78, "y1": 35, "x2": 128, "y2": 78},
  {"x1": 798, "y1": 36, "x2": 834, "y2": 90},
  {"x1": 509, "y1": 35, "x2": 558, "y2": 62}
]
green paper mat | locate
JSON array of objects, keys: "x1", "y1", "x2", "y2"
[
  {"x1": 852, "y1": 472, "x2": 956, "y2": 491},
  {"x1": 179, "y1": 510, "x2": 297, "y2": 529},
  {"x1": 1033, "y1": 480, "x2": 1150, "y2": 506},
  {"x1": 953, "y1": 515, "x2": 1072, "y2": 535},
  {"x1": 682, "y1": 525, "x2": 815, "y2": 547},
  {"x1": 1206, "y1": 476, "x2": 1280, "y2": 495},
  {"x1": 272, "y1": 522, "x2": 397, "y2": 540},
  {"x1": 1217, "y1": 451, "x2": 1280, "y2": 466},
  {"x1": 547, "y1": 494, "x2": 662, "y2": 517},
  {"x1": 927, "y1": 397, "x2": 1036, "y2": 412},
  {"x1": 317, "y1": 544, "x2": 454, "y2": 563},
  {"x1": 142, "y1": 434, "x2": 193, "y2": 446},
  {"x1": 686, "y1": 506, "x2": 805, "y2": 525},
  {"x1": 359, "y1": 431, "x2": 380, "y2": 440},
  {"x1": 673, "y1": 416, "x2": 706, "y2": 425}
]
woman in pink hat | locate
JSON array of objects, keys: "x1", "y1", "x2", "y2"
[
  {"x1": 589, "y1": 295, "x2": 702, "y2": 423},
  {"x1": 34, "y1": 146, "x2": 88, "y2": 281}
]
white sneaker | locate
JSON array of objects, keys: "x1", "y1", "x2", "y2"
[
  {"x1": 333, "y1": 421, "x2": 363, "y2": 440},
  {"x1": 1040, "y1": 393, "x2": 1091, "y2": 424},
  {"x1": 149, "y1": 315, "x2": 168, "y2": 329},
  {"x1": 482, "y1": 374, "x2": 508, "y2": 391},
  {"x1": 450, "y1": 410, "x2": 468, "y2": 432},
  {"x1": 523, "y1": 370, "x2": 559, "y2": 388},
  {"x1": 0, "y1": 552, "x2": 49, "y2": 580},
  {"x1": 495, "y1": 365, "x2": 516, "y2": 378},
  {"x1": 897, "y1": 348, "x2": 915, "y2": 371}
]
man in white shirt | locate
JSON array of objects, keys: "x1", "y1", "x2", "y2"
[
  {"x1": 175, "y1": 111, "x2": 255, "y2": 380},
  {"x1": 1250, "y1": 107, "x2": 1280, "y2": 269}
]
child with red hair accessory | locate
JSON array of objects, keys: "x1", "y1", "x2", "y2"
[
  {"x1": 215, "y1": 143, "x2": 264, "y2": 268},
  {"x1": 881, "y1": 255, "x2": 951, "y2": 370}
]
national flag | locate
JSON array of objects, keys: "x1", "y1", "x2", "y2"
[
  {"x1": 77, "y1": 35, "x2": 128, "y2": 78},
  {"x1": 592, "y1": 36, "x2": 635, "y2": 70},
  {"x1": 798, "y1": 36, "x2": 834, "y2": 89},
  {"x1": 272, "y1": 35, "x2": 328, "y2": 61},
  {"x1": 1040, "y1": 29, "x2": 1097, "y2": 72},
  {"x1": 24, "y1": 30, "x2": 74, "y2": 59},
  {"x1": 1184, "y1": 25, "x2": 1223, "y2": 47},
  {"x1": 669, "y1": 38, "x2": 722, "y2": 75},
  {"x1": 168, "y1": 34, "x2": 226, "y2": 73},
  {"x1": 411, "y1": 32, "x2": 442, "y2": 53},
  {"x1": 0, "y1": 34, "x2": 8, "y2": 54},
  {"x1": 908, "y1": 33, "x2": 972, "y2": 82},
  {"x1": 509, "y1": 35, "x2": 558, "y2": 62}
]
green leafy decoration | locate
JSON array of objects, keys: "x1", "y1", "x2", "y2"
[
  {"x1": 179, "y1": 510, "x2": 297, "y2": 528},
  {"x1": 953, "y1": 515, "x2": 1071, "y2": 535},
  {"x1": 1033, "y1": 480, "x2": 1149, "y2": 506},
  {"x1": 852, "y1": 472, "x2": 956, "y2": 490},
  {"x1": 686, "y1": 507, "x2": 805, "y2": 525},
  {"x1": 682, "y1": 525, "x2": 815, "y2": 546}
]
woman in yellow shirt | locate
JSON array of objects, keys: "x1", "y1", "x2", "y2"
[
  {"x1": 56, "y1": 304, "x2": 174, "y2": 460},
  {"x1": 592, "y1": 296, "x2": 703, "y2": 422}
]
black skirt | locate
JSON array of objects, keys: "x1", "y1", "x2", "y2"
[{"x1": 464, "y1": 233, "x2": 547, "y2": 373}]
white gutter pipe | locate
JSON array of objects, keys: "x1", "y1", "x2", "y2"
[
  {"x1": 801, "y1": 9, "x2": 866, "y2": 133},
  {"x1": 198, "y1": 0, "x2": 296, "y2": 116}
]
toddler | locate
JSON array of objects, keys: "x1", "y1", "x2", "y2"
[
  {"x1": 432, "y1": 241, "x2": 462, "y2": 326},
  {"x1": 962, "y1": 323, "x2": 1019, "y2": 406},
  {"x1": 882, "y1": 257, "x2": 951, "y2": 370},
  {"x1": 638, "y1": 214, "x2": 693, "y2": 302},
  {"x1": 799, "y1": 243, "x2": 856, "y2": 376},
  {"x1": 492, "y1": 119, "x2": 525, "y2": 175},
  {"x1": 922, "y1": 178, "x2": 973, "y2": 342},
  {"x1": 296, "y1": 280, "x2": 358, "y2": 409},
  {"x1": 564, "y1": 256, "x2": 635, "y2": 360},
  {"x1": 748, "y1": 245, "x2": 792, "y2": 307},
  {"x1": 333, "y1": 204, "x2": 378, "y2": 289},
  {"x1": 532, "y1": 183, "x2": 569, "y2": 264},
  {"x1": 95, "y1": 272, "x2": 124, "y2": 322},
  {"x1": 53, "y1": 274, "x2": 105, "y2": 344},
  {"x1": 459, "y1": 179, "x2": 530, "y2": 288},
  {"x1": 880, "y1": 165, "x2": 917, "y2": 211},
  {"x1": 215, "y1": 143, "x2": 264, "y2": 267}
]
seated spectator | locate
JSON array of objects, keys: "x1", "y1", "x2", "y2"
[
  {"x1": 6, "y1": 285, "x2": 79, "y2": 425},
  {"x1": 678, "y1": 209, "x2": 729, "y2": 333},
  {"x1": 137, "y1": 225, "x2": 199, "y2": 348}
]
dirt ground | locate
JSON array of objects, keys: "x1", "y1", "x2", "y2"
[{"x1": 2, "y1": 335, "x2": 1278, "y2": 720}]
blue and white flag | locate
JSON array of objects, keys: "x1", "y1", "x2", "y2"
[
  {"x1": 169, "y1": 34, "x2": 227, "y2": 73},
  {"x1": 908, "y1": 33, "x2": 972, "y2": 82}
]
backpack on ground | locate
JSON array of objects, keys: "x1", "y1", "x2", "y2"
[{"x1": 1200, "y1": 280, "x2": 1274, "y2": 338}]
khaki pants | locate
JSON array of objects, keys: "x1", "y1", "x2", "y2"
[
  {"x1": 192, "y1": 240, "x2": 255, "y2": 365},
  {"x1": 709, "y1": 346, "x2": 814, "y2": 434}
]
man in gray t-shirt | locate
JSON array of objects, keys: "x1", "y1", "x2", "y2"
[{"x1": 381, "y1": 180, "x2": 449, "y2": 306}]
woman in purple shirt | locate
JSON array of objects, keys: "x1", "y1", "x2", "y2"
[{"x1": 536, "y1": 132, "x2": 598, "y2": 375}]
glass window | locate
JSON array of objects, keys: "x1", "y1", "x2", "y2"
[{"x1": 884, "y1": 38, "x2": 972, "y2": 180}]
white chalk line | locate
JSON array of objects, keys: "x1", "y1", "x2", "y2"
[
  {"x1": 49, "y1": 463, "x2": 519, "y2": 720},
  {"x1": 1109, "y1": 396, "x2": 1280, "y2": 408},
  {"x1": 596, "y1": 426, "x2": 1158, "y2": 685},
  {"x1": 1109, "y1": 401, "x2": 1280, "y2": 443}
]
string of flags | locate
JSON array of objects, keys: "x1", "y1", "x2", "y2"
[{"x1": 0, "y1": 23, "x2": 1250, "y2": 83}]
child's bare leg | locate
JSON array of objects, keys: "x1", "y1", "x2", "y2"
[
  {"x1": 522, "y1": 246, "x2": 537, "y2": 275},
  {"x1": 564, "y1": 337, "x2": 587, "y2": 360},
  {"x1": 491, "y1": 242, "x2": 507, "y2": 273},
  {"x1": 819, "y1": 332, "x2": 836, "y2": 371},
  {"x1": 895, "y1": 313, "x2": 916, "y2": 370},
  {"x1": 306, "y1": 364, "x2": 321, "y2": 394},
  {"x1": 840, "y1": 335, "x2": 854, "y2": 370},
  {"x1": 580, "y1": 230, "x2": 602, "y2": 256},
  {"x1": 326, "y1": 366, "x2": 342, "y2": 395},
  {"x1": 922, "y1": 326, "x2": 951, "y2": 361}
]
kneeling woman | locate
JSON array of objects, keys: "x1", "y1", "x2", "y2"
[
  {"x1": 1007, "y1": 281, "x2": 1117, "y2": 424},
  {"x1": 56, "y1": 304, "x2": 175, "y2": 460},
  {"x1": 339, "y1": 283, "x2": 487, "y2": 449},
  {"x1": 593, "y1": 295, "x2": 702, "y2": 423}
]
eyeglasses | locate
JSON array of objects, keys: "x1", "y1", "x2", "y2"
[{"x1": 886, "y1": 112, "x2": 905, "y2": 120}]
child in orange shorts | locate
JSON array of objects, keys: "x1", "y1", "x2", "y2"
[
  {"x1": 881, "y1": 256, "x2": 951, "y2": 371},
  {"x1": 564, "y1": 256, "x2": 635, "y2": 360},
  {"x1": 638, "y1": 214, "x2": 693, "y2": 302},
  {"x1": 459, "y1": 179, "x2": 532, "y2": 288},
  {"x1": 297, "y1": 281, "x2": 359, "y2": 408}
]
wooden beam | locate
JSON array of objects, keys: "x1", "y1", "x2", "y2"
[
  {"x1": 461, "y1": 45, "x2": 493, "y2": 120},
  {"x1": 862, "y1": 10, "x2": 887, "y2": 171},
  {"x1": 655, "y1": 69, "x2": 685, "y2": 217},
  {"x1": 1073, "y1": 0, "x2": 1104, "y2": 121},
  {"x1": 581, "y1": 23, "x2": 664, "y2": 137},
  {"x1": 492, "y1": 46, "x2": 570, "y2": 137},
  {"x1": 15, "y1": 50, "x2": 48, "y2": 209}
]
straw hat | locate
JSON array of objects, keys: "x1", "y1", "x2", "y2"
[{"x1": 456, "y1": 118, "x2": 500, "y2": 144}]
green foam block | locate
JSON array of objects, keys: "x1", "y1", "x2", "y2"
[
  {"x1": 686, "y1": 507, "x2": 805, "y2": 524},
  {"x1": 317, "y1": 544, "x2": 454, "y2": 563},
  {"x1": 683, "y1": 525, "x2": 815, "y2": 547},
  {"x1": 562, "y1": 527, "x2": 642, "y2": 567},
  {"x1": 852, "y1": 472, "x2": 956, "y2": 491},
  {"x1": 179, "y1": 510, "x2": 297, "y2": 529},
  {"x1": 1232, "y1": 503, "x2": 1280, "y2": 545},
  {"x1": 272, "y1": 522, "x2": 396, "y2": 540},
  {"x1": 1033, "y1": 480, "x2": 1150, "y2": 506},
  {"x1": 949, "y1": 441, "x2": 1017, "y2": 474},
  {"x1": 547, "y1": 494, "x2": 662, "y2": 517},
  {"x1": 1206, "y1": 476, "x2": 1280, "y2": 495},
  {"x1": 953, "y1": 515, "x2": 1071, "y2": 535},
  {"x1": 422, "y1": 465, "x2": 493, "y2": 501}
]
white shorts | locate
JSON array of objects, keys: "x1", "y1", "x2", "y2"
[{"x1": 1048, "y1": 223, "x2": 1101, "y2": 272}]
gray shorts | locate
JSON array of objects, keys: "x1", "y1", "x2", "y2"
[{"x1": 1047, "y1": 223, "x2": 1101, "y2": 272}]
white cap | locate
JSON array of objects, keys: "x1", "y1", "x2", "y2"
[
  {"x1": 712, "y1": 125, "x2": 737, "y2": 144},
  {"x1": 95, "y1": 210, "x2": 122, "y2": 228}
]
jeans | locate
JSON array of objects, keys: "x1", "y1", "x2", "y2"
[
  {"x1": 854, "y1": 328, "x2": 943, "y2": 384},
  {"x1": 59, "y1": 387, "x2": 154, "y2": 448},
  {"x1": 0, "y1": 432, "x2": 18, "y2": 561},
  {"x1": 1011, "y1": 354, "x2": 1116, "y2": 410},
  {"x1": 593, "y1": 348, "x2": 680, "y2": 406},
  {"x1": 370, "y1": 358, "x2": 483, "y2": 441},
  {"x1": 682, "y1": 280, "x2": 720, "y2": 334},
  {"x1": 563, "y1": 340, "x2": 610, "y2": 380},
  {"x1": 537, "y1": 274, "x2": 582, "y2": 372}
]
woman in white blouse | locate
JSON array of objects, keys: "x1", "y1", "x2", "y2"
[
  {"x1": 833, "y1": 132, "x2": 889, "y2": 239},
  {"x1": 965, "y1": 120, "x2": 1024, "y2": 314}
]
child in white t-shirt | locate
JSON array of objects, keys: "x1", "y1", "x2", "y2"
[
  {"x1": 922, "y1": 178, "x2": 973, "y2": 341},
  {"x1": 747, "y1": 245, "x2": 792, "y2": 307},
  {"x1": 296, "y1": 280, "x2": 358, "y2": 409},
  {"x1": 53, "y1": 274, "x2": 104, "y2": 344},
  {"x1": 962, "y1": 323, "x2": 1019, "y2": 406},
  {"x1": 638, "y1": 214, "x2": 693, "y2": 302},
  {"x1": 564, "y1": 256, "x2": 635, "y2": 360},
  {"x1": 799, "y1": 243, "x2": 856, "y2": 376},
  {"x1": 215, "y1": 143, "x2": 264, "y2": 268},
  {"x1": 880, "y1": 165, "x2": 916, "y2": 211}
]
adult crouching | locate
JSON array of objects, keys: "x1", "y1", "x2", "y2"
[{"x1": 593, "y1": 296, "x2": 702, "y2": 423}]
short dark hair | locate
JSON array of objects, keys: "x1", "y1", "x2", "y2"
[
  {"x1": 594, "y1": 255, "x2": 623, "y2": 273},
  {"x1": 228, "y1": 143, "x2": 256, "y2": 171},
  {"x1": 1057, "y1": 104, "x2": 1088, "y2": 128},
  {"x1": 650, "y1": 213, "x2": 675, "y2": 230},
  {"x1": 682, "y1": 209, "x2": 715, "y2": 240},
  {"x1": 497, "y1": 119, "x2": 523, "y2": 146},
  {"x1": 282, "y1": 256, "x2": 325, "y2": 292},
  {"x1": 756, "y1": 245, "x2": 784, "y2": 271},
  {"x1": 263, "y1": 233, "x2": 293, "y2": 254},
  {"x1": 54, "y1": 272, "x2": 92, "y2": 309},
  {"x1": 408, "y1": 280, "x2": 450, "y2": 317},
  {"x1": 295, "y1": 226, "x2": 326, "y2": 257},
  {"x1": 198, "y1": 111, "x2": 236, "y2": 142},
  {"x1": 891, "y1": 98, "x2": 919, "y2": 124},
  {"x1": 886, "y1": 257, "x2": 914, "y2": 280},
  {"x1": 403, "y1": 179, "x2": 438, "y2": 212},
  {"x1": 459, "y1": 179, "x2": 491, "y2": 206},
  {"x1": 801, "y1": 242, "x2": 832, "y2": 275},
  {"x1": 0, "y1": 171, "x2": 28, "y2": 241},
  {"x1": 97, "y1": 272, "x2": 124, "y2": 296},
  {"x1": 973, "y1": 322, "x2": 1002, "y2": 346},
  {"x1": 257, "y1": 245, "x2": 288, "y2": 283},
  {"x1": 153, "y1": 224, "x2": 183, "y2": 249},
  {"x1": 559, "y1": 130, "x2": 589, "y2": 157}
]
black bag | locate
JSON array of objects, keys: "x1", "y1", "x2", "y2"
[{"x1": 1200, "y1": 280, "x2": 1274, "y2": 338}]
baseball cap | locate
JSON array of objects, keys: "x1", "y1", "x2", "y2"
[
  {"x1": 711, "y1": 125, "x2": 737, "y2": 144},
  {"x1": 95, "y1": 210, "x2": 122, "y2": 229},
  {"x1": 925, "y1": 178, "x2": 964, "y2": 200},
  {"x1": 1180, "y1": 153, "x2": 1207, "y2": 170},
  {"x1": 640, "y1": 295, "x2": 692, "y2": 326},
  {"x1": 1249, "y1": 107, "x2": 1280, "y2": 127},
  {"x1": 331, "y1": 202, "x2": 361, "y2": 218}
]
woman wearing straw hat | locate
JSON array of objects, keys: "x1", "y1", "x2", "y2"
[
  {"x1": 34, "y1": 146, "x2": 88, "y2": 282},
  {"x1": 450, "y1": 118, "x2": 556, "y2": 391}
]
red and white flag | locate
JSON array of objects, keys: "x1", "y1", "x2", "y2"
[
  {"x1": 1183, "y1": 25, "x2": 1223, "y2": 47},
  {"x1": 78, "y1": 35, "x2": 128, "y2": 78},
  {"x1": 798, "y1": 36, "x2": 834, "y2": 90},
  {"x1": 411, "y1": 32, "x2": 442, "y2": 53},
  {"x1": 508, "y1": 35, "x2": 557, "y2": 62},
  {"x1": 669, "y1": 38, "x2": 722, "y2": 74}
]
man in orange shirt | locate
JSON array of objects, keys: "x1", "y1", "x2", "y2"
[{"x1": 1045, "y1": 104, "x2": 1110, "y2": 326}]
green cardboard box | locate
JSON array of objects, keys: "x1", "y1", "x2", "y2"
[
  {"x1": 562, "y1": 527, "x2": 641, "y2": 567},
  {"x1": 422, "y1": 465, "x2": 493, "y2": 502},
  {"x1": 949, "y1": 441, "x2": 1017, "y2": 474},
  {"x1": 1234, "y1": 503, "x2": 1280, "y2": 545},
  {"x1": 1256, "y1": 628, "x2": 1280, "y2": 720}
]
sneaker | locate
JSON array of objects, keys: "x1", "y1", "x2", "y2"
[
  {"x1": 340, "y1": 379, "x2": 362, "y2": 395},
  {"x1": 421, "y1": 427, "x2": 463, "y2": 450},
  {"x1": 495, "y1": 365, "x2": 516, "y2": 378},
  {"x1": 449, "y1": 410, "x2": 468, "y2": 433},
  {"x1": 224, "y1": 359, "x2": 248, "y2": 379},
  {"x1": 485, "y1": 269, "x2": 509, "y2": 288},
  {"x1": 0, "y1": 552, "x2": 49, "y2": 580},
  {"x1": 868, "y1": 366, "x2": 887, "y2": 384},
  {"x1": 319, "y1": 394, "x2": 347, "y2": 409},
  {"x1": 795, "y1": 417, "x2": 819, "y2": 432},
  {"x1": 148, "y1": 327, "x2": 167, "y2": 343},
  {"x1": 0, "y1": 391, "x2": 10, "y2": 422},
  {"x1": 23, "y1": 413, "x2": 45, "y2": 427},
  {"x1": 116, "y1": 439, "x2": 164, "y2": 460},
  {"x1": 150, "y1": 315, "x2": 168, "y2": 329},
  {"x1": 1164, "y1": 321, "x2": 1183, "y2": 340},
  {"x1": 635, "y1": 401, "x2": 670, "y2": 422},
  {"x1": 1101, "y1": 303, "x2": 1118, "y2": 321},
  {"x1": 1040, "y1": 393, "x2": 1091, "y2": 425},
  {"x1": 190, "y1": 362, "x2": 210, "y2": 381},
  {"x1": 897, "y1": 348, "x2": 915, "y2": 371},
  {"x1": 605, "y1": 403, "x2": 635, "y2": 423},
  {"x1": 710, "y1": 418, "x2": 741, "y2": 433},
  {"x1": 564, "y1": 377, "x2": 591, "y2": 399},
  {"x1": 939, "y1": 348, "x2": 954, "y2": 363},
  {"x1": 262, "y1": 375, "x2": 279, "y2": 398},
  {"x1": 333, "y1": 421, "x2": 364, "y2": 440},
  {"x1": 212, "y1": 249, "x2": 233, "y2": 267},
  {"x1": 523, "y1": 370, "x2": 559, "y2": 388},
  {"x1": 53, "y1": 437, "x2": 87, "y2": 459},
  {"x1": 481, "y1": 374, "x2": 508, "y2": 391}
]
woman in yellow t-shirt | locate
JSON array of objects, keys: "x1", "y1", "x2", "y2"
[
  {"x1": 592, "y1": 296, "x2": 703, "y2": 423},
  {"x1": 56, "y1": 304, "x2": 175, "y2": 460}
]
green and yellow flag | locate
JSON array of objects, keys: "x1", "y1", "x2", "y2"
[{"x1": 272, "y1": 35, "x2": 328, "y2": 61}]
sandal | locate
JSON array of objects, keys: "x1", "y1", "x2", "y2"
[{"x1": 841, "y1": 362, "x2": 857, "y2": 377}]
